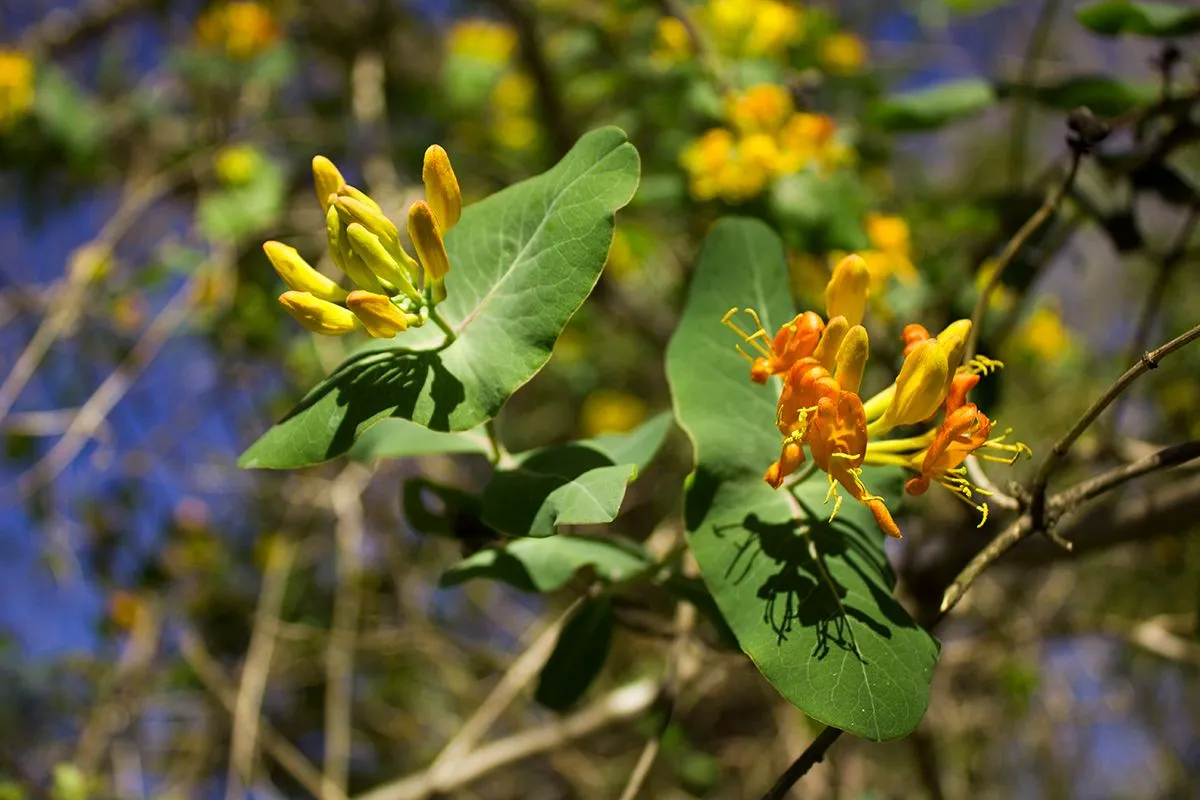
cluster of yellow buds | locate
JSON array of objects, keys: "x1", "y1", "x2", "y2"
[
  {"x1": 653, "y1": 0, "x2": 804, "y2": 64},
  {"x1": 724, "y1": 255, "x2": 1030, "y2": 538},
  {"x1": 681, "y1": 84, "x2": 851, "y2": 203},
  {"x1": 195, "y1": 1, "x2": 280, "y2": 60},
  {"x1": 264, "y1": 146, "x2": 461, "y2": 339},
  {"x1": 0, "y1": 49, "x2": 34, "y2": 130}
]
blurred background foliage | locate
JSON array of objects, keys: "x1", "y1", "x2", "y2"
[{"x1": 1, "y1": 0, "x2": 1199, "y2": 798}]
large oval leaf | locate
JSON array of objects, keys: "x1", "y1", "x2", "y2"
[
  {"x1": 665, "y1": 218, "x2": 939, "y2": 741},
  {"x1": 240, "y1": 127, "x2": 640, "y2": 468},
  {"x1": 1076, "y1": 1, "x2": 1200, "y2": 37},
  {"x1": 871, "y1": 79, "x2": 995, "y2": 132}
]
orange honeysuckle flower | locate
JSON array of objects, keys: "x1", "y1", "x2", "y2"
[
  {"x1": 808, "y1": 391, "x2": 901, "y2": 538},
  {"x1": 723, "y1": 307, "x2": 825, "y2": 383}
]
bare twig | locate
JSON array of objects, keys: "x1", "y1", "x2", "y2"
[
  {"x1": 425, "y1": 599, "x2": 585, "y2": 784},
  {"x1": 966, "y1": 146, "x2": 1083, "y2": 361},
  {"x1": 758, "y1": 726, "x2": 843, "y2": 800},
  {"x1": 1028, "y1": 322, "x2": 1200, "y2": 528},
  {"x1": 226, "y1": 539, "x2": 298, "y2": 800},
  {"x1": 1007, "y1": 0, "x2": 1063, "y2": 184},
  {"x1": 181, "y1": 632, "x2": 341, "y2": 800},
  {"x1": 355, "y1": 678, "x2": 659, "y2": 800},
  {"x1": 1051, "y1": 440, "x2": 1200, "y2": 511},
  {"x1": 616, "y1": 594, "x2": 698, "y2": 800},
  {"x1": 323, "y1": 464, "x2": 373, "y2": 800}
]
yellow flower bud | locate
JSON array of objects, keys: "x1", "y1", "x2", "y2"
[
  {"x1": 311, "y1": 156, "x2": 345, "y2": 213},
  {"x1": 278, "y1": 291, "x2": 358, "y2": 335},
  {"x1": 877, "y1": 338, "x2": 949, "y2": 431},
  {"x1": 346, "y1": 290, "x2": 410, "y2": 338},
  {"x1": 423, "y1": 144, "x2": 461, "y2": 232},
  {"x1": 935, "y1": 319, "x2": 971, "y2": 374},
  {"x1": 812, "y1": 315, "x2": 849, "y2": 372},
  {"x1": 262, "y1": 241, "x2": 348, "y2": 303},
  {"x1": 407, "y1": 200, "x2": 451, "y2": 282},
  {"x1": 825, "y1": 253, "x2": 870, "y2": 327},
  {"x1": 345, "y1": 223, "x2": 420, "y2": 300},
  {"x1": 335, "y1": 195, "x2": 399, "y2": 245},
  {"x1": 326, "y1": 206, "x2": 386, "y2": 294},
  {"x1": 337, "y1": 183, "x2": 383, "y2": 212},
  {"x1": 833, "y1": 325, "x2": 869, "y2": 394}
]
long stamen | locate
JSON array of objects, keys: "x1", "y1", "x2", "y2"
[{"x1": 722, "y1": 307, "x2": 773, "y2": 358}]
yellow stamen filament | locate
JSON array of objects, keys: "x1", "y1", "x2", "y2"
[{"x1": 722, "y1": 307, "x2": 773, "y2": 362}]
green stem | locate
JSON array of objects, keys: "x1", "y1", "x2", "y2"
[{"x1": 429, "y1": 306, "x2": 457, "y2": 347}]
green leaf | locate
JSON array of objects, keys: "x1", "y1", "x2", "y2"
[
  {"x1": 440, "y1": 535, "x2": 653, "y2": 592},
  {"x1": 348, "y1": 419, "x2": 491, "y2": 462},
  {"x1": 480, "y1": 412, "x2": 673, "y2": 536},
  {"x1": 1076, "y1": 1, "x2": 1200, "y2": 37},
  {"x1": 998, "y1": 75, "x2": 1157, "y2": 117},
  {"x1": 535, "y1": 595, "x2": 616, "y2": 711},
  {"x1": 239, "y1": 127, "x2": 640, "y2": 469},
  {"x1": 197, "y1": 156, "x2": 286, "y2": 243},
  {"x1": 665, "y1": 218, "x2": 939, "y2": 741},
  {"x1": 871, "y1": 79, "x2": 995, "y2": 132},
  {"x1": 34, "y1": 65, "x2": 105, "y2": 158}
]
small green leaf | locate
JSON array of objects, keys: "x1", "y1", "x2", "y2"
[
  {"x1": 1076, "y1": 1, "x2": 1200, "y2": 37},
  {"x1": 34, "y1": 65, "x2": 105, "y2": 158},
  {"x1": 665, "y1": 218, "x2": 939, "y2": 741},
  {"x1": 871, "y1": 79, "x2": 995, "y2": 132},
  {"x1": 535, "y1": 595, "x2": 616, "y2": 711},
  {"x1": 348, "y1": 419, "x2": 491, "y2": 462},
  {"x1": 440, "y1": 535, "x2": 653, "y2": 592},
  {"x1": 998, "y1": 75, "x2": 1157, "y2": 117},
  {"x1": 480, "y1": 412, "x2": 673, "y2": 536},
  {"x1": 197, "y1": 157, "x2": 286, "y2": 243},
  {"x1": 240, "y1": 127, "x2": 640, "y2": 469}
]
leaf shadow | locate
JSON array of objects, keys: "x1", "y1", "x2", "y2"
[{"x1": 280, "y1": 346, "x2": 466, "y2": 458}]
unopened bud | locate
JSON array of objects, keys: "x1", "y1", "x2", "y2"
[
  {"x1": 878, "y1": 338, "x2": 950, "y2": 430},
  {"x1": 278, "y1": 291, "x2": 358, "y2": 335},
  {"x1": 812, "y1": 315, "x2": 849, "y2": 371},
  {"x1": 833, "y1": 325, "x2": 869, "y2": 394},
  {"x1": 263, "y1": 241, "x2": 347, "y2": 303},
  {"x1": 326, "y1": 206, "x2": 385, "y2": 293},
  {"x1": 312, "y1": 156, "x2": 345, "y2": 213},
  {"x1": 337, "y1": 183, "x2": 382, "y2": 213},
  {"x1": 346, "y1": 290, "x2": 409, "y2": 338},
  {"x1": 825, "y1": 254, "x2": 870, "y2": 327},
  {"x1": 335, "y1": 195, "x2": 400, "y2": 245},
  {"x1": 934, "y1": 319, "x2": 971, "y2": 375},
  {"x1": 423, "y1": 144, "x2": 461, "y2": 231},
  {"x1": 408, "y1": 200, "x2": 451, "y2": 282},
  {"x1": 346, "y1": 223, "x2": 420, "y2": 300}
]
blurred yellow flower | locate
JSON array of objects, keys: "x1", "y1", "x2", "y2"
[
  {"x1": 214, "y1": 143, "x2": 261, "y2": 186},
  {"x1": 448, "y1": 18, "x2": 518, "y2": 63},
  {"x1": 859, "y1": 213, "x2": 918, "y2": 286},
  {"x1": 606, "y1": 227, "x2": 641, "y2": 281},
  {"x1": 493, "y1": 72, "x2": 535, "y2": 114},
  {"x1": 975, "y1": 258, "x2": 1018, "y2": 313},
  {"x1": 0, "y1": 49, "x2": 34, "y2": 129},
  {"x1": 727, "y1": 83, "x2": 793, "y2": 135},
  {"x1": 681, "y1": 85, "x2": 849, "y2": 202},
  {"x1": 581, "y1": 389, "x2": 647, "y2": 437},
  {"x1": 704, "y1": 0, "x2": 803, "y2": 59},
  {"x1": 495, "y1": 114, "x2": 538, "y2": 151},
  {"x1": 196, "y1": 1, "x2": 280, "y2": 60},
  {"x1": 1015, "y1": 303, "x2": 1072, "y2": 362},
  {"x1": 651, "y1": 17, "x2": 692, "y2": 66},
  {"x1": 820, "y1": 32, "x2": 867, "y2": 75},
  {"x1": 743, "y1": 0, "x2": 803, "y2": 58}
]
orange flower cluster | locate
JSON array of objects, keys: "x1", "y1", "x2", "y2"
[{"x1": 725, "y1": 255, "x2": 1029, "y2": 538}]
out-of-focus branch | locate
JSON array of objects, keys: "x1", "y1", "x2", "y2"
[
  {"x1": 355, "y1": 678, "x2": 659, "y2": 800},
  {"x1": 323, "y1": 464, "x2": 373, "y2": 800},
  {"x1": 20, "y1": 0, "x2": 151, "y2": 54},
  {"x1": 1007, "y1": 0, "x2": 1063, "y2": 184},
  {"x1": 227, "y1": 539, "x2": 298, "y2": 800},
  {"x1": 1050, "y1": 441, "x2": 1200, "y2": 512},
  {"x1": 181, "y1": 631, "x2": 340, "y2": 800},
  {"x1": 966, "y1": 144, "x2": 1083, "y2": 361},
  {"x1": 488, "y1": 0, "x2": 575, "y2": 157}
]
